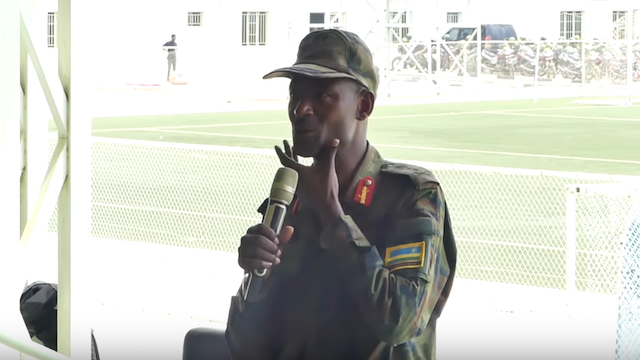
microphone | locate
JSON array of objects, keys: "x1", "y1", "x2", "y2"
[{"x1": 243, "y1": 167, "x2": 298, "y2": 302}]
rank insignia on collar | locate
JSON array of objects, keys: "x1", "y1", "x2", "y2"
[{"x1": 354, "y1": 176, "x2": 376, "y2": 207}]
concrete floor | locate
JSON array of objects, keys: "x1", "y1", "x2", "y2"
[
  {"x1": 16, "y1": 234, "x2": 623, "y2": 360},
  {"x1": 87, "y1": 298, "x2": 619, "y2": 360}
]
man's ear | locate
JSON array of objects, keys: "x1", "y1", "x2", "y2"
[{"x1": 356, "y1": 90, "x2": 375, "y2": 121}]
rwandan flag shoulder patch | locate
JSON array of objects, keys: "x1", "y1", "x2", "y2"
[{"x1": 384, "y1": 241, "x2": 426, "y2": 271}]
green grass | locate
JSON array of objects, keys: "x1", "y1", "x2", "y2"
[
  {"x1": 49, "y1": 97, "x2": 640, "y2": 293},
  {"x1": 87, "y1": 98, "x2": 640, "y2": 176}
]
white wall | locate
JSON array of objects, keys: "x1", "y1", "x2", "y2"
[{"x1": 37, "y1": 0, "x2": 639, "y2": 89}]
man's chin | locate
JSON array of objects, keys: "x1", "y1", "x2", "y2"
[
  {"x1": 293, "y1": 148, "x2": 318, "y2": 159},
  {"x1": 291, "y1": 142, "x2": 320, "y2": 159}
]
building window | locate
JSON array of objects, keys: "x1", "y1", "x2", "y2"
[
  {"x1": 560, "y1": 11, "x2": 583, "y2": 39},
  {"x1": 188, "y1": 12, "x2": 203, "y2": 26},
  {"x1": 47, "y1": 12, "x2": 56, "y2": 48},
  {"x1": 388, "y1": 11, "x2": 409, "y2": 43},
  {"x1": 241, "y1": 11, "x2": 268, "y2": 46},
  {"x1": 612, "y1": 11, "x2": 627, "y2": 39},
  {"x1": 446, "y1": 12, "x2": 461, "y2": 24},
  {"x1": 309, "y1": 12, "x2": 347, "y2": 33}
]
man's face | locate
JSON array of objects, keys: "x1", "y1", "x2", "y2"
[
  {"x1": 172, "y1": 35, "x2": 176, "y2": 41},
  {"x1": 287, "y1": 76, "x2": 362, "y2": 158}
]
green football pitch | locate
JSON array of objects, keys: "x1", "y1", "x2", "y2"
[
  {"x1": 49, "y1": 97, "x2": 640, "y2": 293},
  {"x1": 89, "y1": 97, "x2": 640, "y2": 176}
]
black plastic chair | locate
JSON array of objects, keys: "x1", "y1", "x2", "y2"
[{"x1": 182, "y1": 326, "x2": 232, "y2": 360}]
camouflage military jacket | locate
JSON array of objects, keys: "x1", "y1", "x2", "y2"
[{"x1": 226, "y1": 144, "x2": 457, "y2": 360}]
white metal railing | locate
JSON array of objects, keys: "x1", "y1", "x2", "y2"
[
  {"x1": 58, "y1": 37, "x2": 640, "y2": 106},
  {"x1": 378, "y1": 37, "x2": 640, "y2": 102},
  {"x1": 0, "y1": 331, "x2": 70, "y2": 360},
  {"x1": 76, "y1": 36, "x2": 640, "y2": 104},
  {"x1": 0, "y1": 0, "x2": 92, "y2": 359}
]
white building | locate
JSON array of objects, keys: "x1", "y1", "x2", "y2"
[{"x1": 38, "y1": 0, "x2": 640, "y2": 89}]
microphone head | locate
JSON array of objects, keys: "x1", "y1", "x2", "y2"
[{"x1": 270, "y1": 167, "x2": 299, "y2": 205}]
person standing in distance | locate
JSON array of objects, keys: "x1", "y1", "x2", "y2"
[
  {"x1": 226, "y1": 29, "x2": 458, "y2": 360},
  {"x1": 162, "y1": 34, "x2": 177, "y2": 82}
]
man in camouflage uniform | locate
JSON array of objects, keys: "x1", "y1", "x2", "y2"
[{"x1": 225, "y1": 29, "x2": 457, "y2": 360}]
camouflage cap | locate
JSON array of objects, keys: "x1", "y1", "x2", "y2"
[{"x1": 263, "y1": 29, "x2": 379, "y2": 96}]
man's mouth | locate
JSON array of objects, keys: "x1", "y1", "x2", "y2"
[{"x1": 294, "y1": 128, "x2": 316, "y2": 134}]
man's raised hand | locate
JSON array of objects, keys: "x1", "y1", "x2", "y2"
[{"x1": 275, "y1": 139, "x2": 344, "y2": 226}]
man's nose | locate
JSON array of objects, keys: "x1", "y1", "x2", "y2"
[{"x1": 293, "y1": 98, "x2": 313, "y2": 118}]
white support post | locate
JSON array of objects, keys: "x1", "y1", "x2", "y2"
[
  {"x1": 20, "y1": 0, "x2": 30, "y2": 239},
  {"x1": 19, "y1": 0, "x2": 68, "y2": 137},
  {"x1": 565, "y1": 186, "x2": 578, "y2": 314},
  {"x1": 581, "y1": 40, "x2": 586, "y2": 93},
  {"x1": 385, "y1": 0, "x2": 391, "y2": 97},
  {"x1": 20, "y1": 139, "x2": 67, "y2": 249},
  {"x1": 18, "y1": 0, "x2": 70, "y2": 250},
  {"x1": 0, "y1": 0, "x2": 22, "y2": 251},
  {"x1": 0, "y1": 0, "x2": 26, "y2": 359},
  {"x1": 626, "y1": 7, "x2": 634, "y2": 106},
  {"x1": 533, "y1": 39, "x2": 541, "y2": 104},
  {"x1": 476, "y1": 20, "x2": 481, "y2": 90},
  {"x1": 56, "y1": 0, "x2": 92, "y2": 358}
]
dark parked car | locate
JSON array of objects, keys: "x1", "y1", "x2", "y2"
[{"x1": 442, "y1": 24, "x2": 518, "y2": 42}]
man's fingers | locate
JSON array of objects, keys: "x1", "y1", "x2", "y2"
[
  {"x1": 239, "y1": 258, "x2": 276, "y2": 271},
  {"x1": 275, "y1": 145, "x2": 300, "y2": 170},
  {"x1": 246, "y1": 223, "x2": 276, "y2": 241},
  {"x1": 329, "y1": 139, "x2": 340, "y2": 159},
  {"x1": 240, "y1": 233, "x2": 279, "y2": 255},
  {"x1": 240, "y1": 245, "x2": 279, "y2": 264},
  {"x1": 284, "y1": 140, "x2": 299, "y2": 162},
  {"x1": 319, "y1": 138, "x2": 340, "y2": 167},
  {"x1": 278, "y1": 226, "x2": 295, "y2": 246},
  {"x1": 283, "y1": 140, "x2": 294, "y2": 158}
]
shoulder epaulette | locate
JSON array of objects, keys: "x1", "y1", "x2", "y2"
[{"x1": 380, "y1": 160, "x2": 440, "y2": 189}]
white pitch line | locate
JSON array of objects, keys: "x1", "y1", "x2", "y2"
[
  {"x1": 91, "y1": 111, "x2": 490, "y2": 133},
  {"x1": 487, "y1": 111, "x2": 640, "y2": 122},
  {"x1": 92, "y1": 104, "x2": 631, "y2": 133},
  {"x1": 494, "y1": 104, "x2": 639, "y2": 112},
  {"x1": 144, "y1": 129, "x2": 640, "y2": 165},
  {"x1": 142, "y1": 129, "x2": 281, "y2": 141},
  {"x1": 375, "y1": 143, "x2": 640, "y2": 165},
  {"x1": 153, "y1": 120, "x2": 287, "y2": 130},
  {"x1": 370, "y1": 104, "x2": 639, "y2": 120},
  {"x1": 92, "y1": 121, "x2": 288, "y2": 133}
]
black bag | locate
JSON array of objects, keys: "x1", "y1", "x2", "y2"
[{"x1": 19, "y1": 281, "x2": 100, "y2": 360}]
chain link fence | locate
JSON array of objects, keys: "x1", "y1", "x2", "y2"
[
  {"x1": 617, "y1": 197, "x2": 640, "y2": 360},
  {"x1": 45, "y1": 136, "x2": 640, "y2": 291},
  {"x1": 41, "y1": 136, "x2": 640, "y2": 352},
  {"x1": 569, "y1": 184, "x2": 640, "y2": 296}
]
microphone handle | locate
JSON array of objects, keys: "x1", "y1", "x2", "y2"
[{"x1": 244, "y1": 198, "x2": 288, "y2": 302}]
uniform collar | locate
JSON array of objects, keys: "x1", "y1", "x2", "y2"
[
  {"x1": 341, "y1": 142, "x2": 383, "y2": 207},
  {"x1": 292, "y1": 142, "x2": 383, "y2": 218}
]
